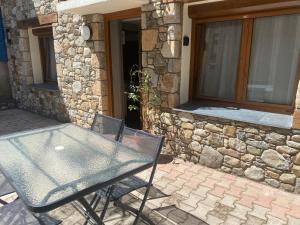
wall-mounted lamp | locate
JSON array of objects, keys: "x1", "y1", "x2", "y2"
[
  {"x1": 80, "y1": 24, "x2": 91, "y2": 41},
  {"x1": 6, "y1": 28, "x2": 11, "y2": 44},
  {"x1": 183, "y1": 35, "x2": 189, "y2": 46}
]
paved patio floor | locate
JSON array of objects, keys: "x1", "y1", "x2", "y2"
[{"x1": 1, "y1": 109, "x2": 300, "y2": 225}]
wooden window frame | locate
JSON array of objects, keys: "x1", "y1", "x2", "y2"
[
  {"x1": 32, "y1": 26, "x2": 57, "y2": 84},
  {"x1": 189, "y1": 7, "x2": 300, "y2": 114}
]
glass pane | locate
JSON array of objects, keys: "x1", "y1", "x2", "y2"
[
  {"x1": 196, "y1": 20, "x2": 242, "y2": 100},
  {"x1": 48, "y1": 37, "x2": 57, "y2": 81},
  {"x1": 247, "y1": 14, "x2": 300, "y2": 105},
  {"x1": 0, "y1": 124, "x2": 154, "y2": 209}
]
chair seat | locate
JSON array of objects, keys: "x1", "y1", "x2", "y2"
[
  {"x1": 0, "y1": 172, "x2": 14, "y2": 197},
  {"x1": 97, "y1": 176, "x2": 148, "y2": 201}
]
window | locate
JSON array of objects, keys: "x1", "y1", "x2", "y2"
[
  {"x1": 191, "y1": 11, "x2": 300, "y2": 114},
  {"x1": 32, "y1": 26, "x2": 57, "y2": 84}
]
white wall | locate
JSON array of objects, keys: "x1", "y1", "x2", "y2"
[{"x1": 28, "y1": 27, "x2": 43, "y2": 84}]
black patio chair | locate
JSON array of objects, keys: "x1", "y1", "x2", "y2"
[
  {"x1": 0, "y1": 172, "x2": 15, "y2": 205},
  {"x1": 0, "y1": 199, "x2": 61, "y2": 225},
  {"x1": 86, "y1": 127, "x2": 164, "y2": 225},
  {"x1": 91, "y1": 113, "x2": 124, "y2": 141}
]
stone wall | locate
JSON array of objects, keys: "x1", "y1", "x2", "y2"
[
  {"x1": 54, "y1": 13, "x2": 109, "y2": 127},
  {"x1": 141, "y1": 1, "x2": 182, "y2": 109},
  {"x1": 1, "y1": 0, "x2": 108, "y2": 124},
  {"x1": 1, "y1": 0, "x2": 68, "y2": 121},
  {"x1": 153, "y1": 109, "x2": 300, "y2": 193}
]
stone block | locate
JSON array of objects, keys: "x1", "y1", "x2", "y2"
[
  {"x1": 90, "y1": 23, "x2": 104, "y2": 41},
  {"x1": 194, "y1": 129, "x2": 209, "y2": 138},
  {"x1": 208, "y1": 133, "x2": 223, "y2": 148},
  {"x1": 204, "y1": 123, "x2": 222, "y2": 133},
  {"x1": 247, "y1": 146, "x2": 262, "y2": 156},
  {"x1": 178, "y1": 112, "x2": 194, "y2": 123},
  {"x1": 228, "y1": 138, "x2": 246, "y2": 153},
  {"x1": 189, "y1": 141, "x2": 202, "y2": 153},
  {"x1": 223, "y1": 125, "x2": 236, "y2": 137},
  {"x1": 168, "y1": 59, "x2": 181, "y2": 73},
  {"x1": 144, "y1": 68, "x2": 158, "y2": 87},
  {"x1": 160, "y1": 73, "x2": 179, "y2": 93},
  {"x1": 245, "y1": 166, "x2": 265, "y2": 181},
  {"x1": 246, "y1": 140, "x2": 269, "y2": 150},
  {"x1": 295, "y1": 178, "x2": 300, "y2": 194},
  {"x1": 292, "y1": 135, "x2": 300, "y2": 143},
  {"x1": 167, "y1": 93, "x2": 179, "y2": 108},
  {"x1": 161, "y1": 41, "x2": 181, "y2": 58},
  {"x1": 224, "y1": 155, "x2": 240, "y2": 167},
  {"x1": 199, "y1": 146, "x2": 223, "y2": 169},
  {"x1": 276, "y1": 146, "x2": 298, "y2": 155},
  {"x1": 261, "y1": 149, "x2": 289, "y2": 171},
  {"x1": 91, "y1": 52, "x2": 105, "y2": 69},
  {"x1": 163, "y1": 3, "x2": 181, "y2": 24},
  {"x1": 265, "y1": 132, "x2": 286, "y2": 145},
  {"x1": 218, "y1": 147, "x2": 241, "y2": 159},
  {"x1": 279, "y1": 173, "x2": 296, "y2": 185},
  {"x1": 142, "y1": 29, "x2": 158, "y2": 51},
  {"x1": 265, "y1": 178, "x2": 280, "y2": 188},
  {"x1": 293, "y1": 152, "x2": 300, "y2": 165},
  {"x1": 292, "y1": 165, "x2": 300, "y2": 177},
  {"x1": 181, "y1": 122, "x2": 194, "y2": 130},
  {"x1": 167, "y1": 24, "x2": 182, "y2": 41},
  {"x1": 241, "y1": 154, "x2": 255, "y2": 163},
  {"x1": 287, "y1": 141, "x2": 300, "y2": 150}
]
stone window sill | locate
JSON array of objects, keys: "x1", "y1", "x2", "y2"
[
  {"x1": 31, "y1": 83, "x2": 59, "y2": 92},
  {"x1": 173, "y1": 102, "x2": 293, "y2": 129}
]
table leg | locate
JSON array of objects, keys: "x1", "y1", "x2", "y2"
[{"x1": 78, "y1": 197, "x2": 104, "y2": 225}]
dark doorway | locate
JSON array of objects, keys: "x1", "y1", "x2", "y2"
[
  {"x1": 110, "y1": 18, "x2": 141, "y2": 129},
  {"x1": 122, "y1": 20, "x2": 141, "y2": 129}
]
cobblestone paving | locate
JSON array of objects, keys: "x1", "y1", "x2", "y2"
[
  {"x1": 0, "y1": 109, "x2": 61, "y2": 135},
  {"x1": 0, "y1": 109, "x2": 300, "y2": 224}
]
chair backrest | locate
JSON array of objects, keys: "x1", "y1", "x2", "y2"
[
  {"x1": 91, "y1": 113, "x2": 124, "y2": 141},
  {"x1": 119, "y1": 127, "x2": 164, "y2": 163}
]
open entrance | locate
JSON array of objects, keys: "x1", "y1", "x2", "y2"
[{"x1": 109, "y1": 16, "x2": 141, "y2": 129}]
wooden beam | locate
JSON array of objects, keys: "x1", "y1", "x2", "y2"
[
  {"x1": 293, "y1": 110, "x2": 300, "y2": 129},
  {"x1": 17, "y1": 18, "x2": 39, "y2": 29},
  {"x1": 38, "y1": 13, "x2": 58, "y2": 25},
  {"x1": 16, "y1": 13, "x2": 57, "y2": 29},
  {"x1": 188, "y1": 0, "x2": 300, "y2": 19},
  {"x1": 104, "y1": 7, "x2": 141, "y2": 21}
]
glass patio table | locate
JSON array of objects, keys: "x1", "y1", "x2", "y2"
[{"x1": 0, "y1": 123, "x2": 154, "y2": 224}]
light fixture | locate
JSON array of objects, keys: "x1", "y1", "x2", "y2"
[{"x1": 81, "y1": 24, "x2": 91, "y2": 41}]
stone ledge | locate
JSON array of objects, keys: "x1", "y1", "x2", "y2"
[
  {"x1": 31, "y1": 83, "x2": 59, "y2": 93},
  {"x1": 173, "y1": 102, "x2": 293, "y2": 130}
]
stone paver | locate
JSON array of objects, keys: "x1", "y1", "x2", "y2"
[
  {"x1": 0, "y1": 109, "x2": 300, "y2": 225},
  {"x1": 0, "y1": 109, "x2": 61, "y2": 135}
]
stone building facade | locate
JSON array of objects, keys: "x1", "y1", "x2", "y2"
[{"x1": 1, "y1": 0, "x2": 300, "y2": 193}]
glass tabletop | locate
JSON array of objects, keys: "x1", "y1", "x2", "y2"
[{"x1": 0, "y1": 124, "x2": 154, "y2": 213}]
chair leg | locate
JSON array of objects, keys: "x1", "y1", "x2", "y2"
[
  {"x1": 99, "y1": 185, "x2": 114, "y2": 221},
  {"x1": 115, "y1": 200, "x2": 155, "y2": 225},
  {"x1": 133, "y1": 175, "x2": 156, "y2": 225},
  {"x1": 83, "y1": 194, "x2": 102, "y2": 225}
]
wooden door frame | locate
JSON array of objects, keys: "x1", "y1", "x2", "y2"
[{"x1": 104, "y1": 7, "x2": 142, "y2": 116}]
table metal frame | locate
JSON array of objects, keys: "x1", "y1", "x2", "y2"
[{"x1": 0, "y1": 124, "x2": 154, "y2": 224}]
